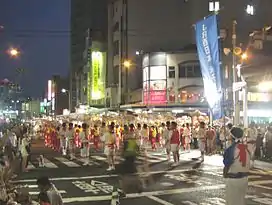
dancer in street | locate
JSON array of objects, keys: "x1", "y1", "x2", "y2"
[{"x1": 223, "y1": 127, "x2": 250, "y2": 205}]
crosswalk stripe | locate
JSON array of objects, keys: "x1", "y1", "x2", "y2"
[
  {"x1": 76, "y1": 158, "x2": 100, "y2": 166},
  {"x1": 91, "y1": 155, "x2": 107, "y2": 162},
  {"x1": 29, "y1": 190, "x2": 67, "y2": 195},
  {"x1": 44, "y1": 158, "x2": 58, "y2": 168},
  {"x1": 137, "y1": 156, "x2": 161, "y2": 163},
  {"x1": 55, "y1": 157, "x2": 80, "y2": 167}
]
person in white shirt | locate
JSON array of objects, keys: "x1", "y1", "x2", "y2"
[
  {"x1": 37, "y1": 176, "x2": 63, "y2": 205},
  {"x1": 59, "y1": 123, "x2": 67, "y2": 156},
  {"x1": 162, "y1": 121, "x2": 171, "y2": 163},
  {"x1": 247, "y1": 122, "x2": 258, "y2": 168},
  {"x1": 197, "y1": 122, "x2": 206, "y2": 162},
  {"x1": 183, "y1": 123, "x2": 191, "y2": 152},
  {"x1": 140, "y1": 124, "x2": 149, "y2": 153},
  {"x1": 79, "y1": 123, "x2": 90, "y2": 166},
  {"x1": 101, "y1": 124, "x2": 116, "y2": 171},
  {"x1": 66, "y1": 123, "x2": 75, "y2": 160},
  {"x1": 20, "y1": 136, "x2": 29, "y2": 172}
]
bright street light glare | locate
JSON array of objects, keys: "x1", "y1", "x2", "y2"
[
  {"x1": 258, "y1": 81, "x2": 272, "y2": 92},
  {"x1": 9, "y1": 48, "x2": 19, "y2": 57},
  {"x1": 246, "y1": 4, "x2": 254, "y2": 16},
  {"x1": 241, "y1": 53, "x2": 248, "y2": 60},
  {"x1": 123, "y1": 60, "x2": 131, "y2": 68},
  {"x1": 61, "y1": 88, "x2": 67, "y2": 93}
]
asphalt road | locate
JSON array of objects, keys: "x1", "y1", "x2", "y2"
[{"x1": 13, "y1": 141, "x2": 272, "y2": 205}]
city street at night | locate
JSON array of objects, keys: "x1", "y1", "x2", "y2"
[
  {"x1": 13, "y1": 141, "x2": 272, "y2": 205},
  {"x1": 2, "y1": 1, "x2": 272, "y2": 204}
]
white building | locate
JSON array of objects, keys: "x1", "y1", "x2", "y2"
[{"x1": 142, "y1": 49, "x2": 205, "y2": 106}]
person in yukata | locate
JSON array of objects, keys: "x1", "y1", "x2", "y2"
[{"x1": 223, "y1": 127, "x2": 250, "y2": 205}]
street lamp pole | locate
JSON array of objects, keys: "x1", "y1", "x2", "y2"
[
  {"x1": 232, "y1": 20, "x2": 240, "y2": 125},
  {"x1": 68, "y1": 91, "x2": 71, "y2": 113}
]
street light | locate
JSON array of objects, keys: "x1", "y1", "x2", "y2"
[
  {"x1": 123, "y1": 60, "x2": 131, "y2": 68},
  {"x1": 61, "y1": 88, "x2": 71, "y2": 112},
  {"x1": 241, "y1": 53, "x2": 248, "y2": 60},
  {"x1": 8, "y1": 48, "x2": 20, "y2": 57},
  {"x1": 258, "y1": 81, "x2": 272, "y2": 92}
]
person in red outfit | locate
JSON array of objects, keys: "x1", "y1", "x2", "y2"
[{"x1": 170, "y1": 122, "x2": 180, "y2": 166}]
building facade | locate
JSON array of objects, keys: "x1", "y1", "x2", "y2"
[
  {"x1": 70, "y1": 0, "x2": 108, "y2": 110},
  {"x1": 106, "y1": 0, "x2": 272, "y2": 107},
  {"x1": 46, "y1": 76, "x2": 69, "y2": 116},
  {"x1": 80, "y1": 33, "x2": 107, "y2": 106},
  {"x1": 141, "y1": 48, "x2": 205, "y2": 106}
]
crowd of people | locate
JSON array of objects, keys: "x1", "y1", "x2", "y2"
[{"x1": 0, "y1": 118, "x2": 272, "y2": 204}]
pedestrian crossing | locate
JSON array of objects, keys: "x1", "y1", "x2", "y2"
[{"x1": 27, "y1": 152, "x2": 170, "y2": 169}]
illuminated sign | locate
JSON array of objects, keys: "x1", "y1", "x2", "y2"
[
  {"x1": 91, "y1": 51, "x2": 105, "y2": 100},
  {"x1": 47, "y1": 80, "x2": 52, "y2": 100},
  {"x1": 143, "y1": 65, "x2": 167, "y2": 104}
]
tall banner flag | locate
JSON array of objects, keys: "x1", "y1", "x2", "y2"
[{"x1": 195, "y1": 15, "x2": 222, "y2": 120}]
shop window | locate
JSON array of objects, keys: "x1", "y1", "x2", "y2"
[
  {"x1": 179, "y1": 90, "x2": 202, "y2": 103},
  {"x1": 178, "y1": 62, "x2": 202, "y2": 78},
  {"x1": 168, "y1": 66, "x2": 175, "y2": 78}
]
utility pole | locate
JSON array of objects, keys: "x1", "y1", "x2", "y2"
[
  {"x1": 118, "y1": 14, "x2": 124, "y2": 108},
  {"x1": 232, "y1": 20, "x2": 240, "y2": 125},
  {"x1": 124, "y1": 0, "x2": 129, "y2": 104}
]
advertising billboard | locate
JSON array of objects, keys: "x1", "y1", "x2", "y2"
[{"x1": 91, "y1": 51, "x2": 105, "y2": 100}]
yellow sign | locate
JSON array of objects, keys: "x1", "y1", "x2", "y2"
[{"x1": 91, "y1": 51, "x2": 105, "y2": 100}]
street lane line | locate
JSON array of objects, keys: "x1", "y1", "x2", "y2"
[
  {"x1": 62, "y1": 184, "x2": 225, "y2": 203},
  {"x1": 55, "y1": 157, "x2": 80, "y2": 167},
  {"x1": 43, "y1": 158, "x2": 58, "y2": 168},
  {"x1": 29, "y1": 190, "x2": 66, "y2": 195},
  {"x1": 13, "y1": 167, "x2": 222, "y2": 182},
  {"x1": 147, "y1": 196, "x2": 175, "y2": 205},
  {"x1": 62, "y1": 180, "x2": 272, "y2": 203}
]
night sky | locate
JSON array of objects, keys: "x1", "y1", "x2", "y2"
[{"x1": 0, "y1": 0, "x2": 70, "y2": 97}]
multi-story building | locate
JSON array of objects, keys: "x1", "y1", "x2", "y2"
[
  {"x1": 46, "y1": 75, "x2": 69, "y2": 115},
  {"x1": 80, "y1": 30, "x2": 107, "y2": 107},
  {"x1": 142, "y1": 47, "x2": 204, "y2": 106},
  {"x1": 0, "y1": 79, "x2": 21, "y2": 111},
  {"x1": 70, "y1": 0, "x2": 108, "y2": 110},
  {"x1": 107, "y1": 0, "x2": 272, "y2": 107}
]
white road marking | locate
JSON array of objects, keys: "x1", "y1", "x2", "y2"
[
  {"x1": 29, "y1": 190, "x2": 66, "y2": 195},
  {"x1": 43, "y1": 158, "x2": 58, "y2": 168},
  {"x1": 55, "y1": 157, "x2": 80, "y2": 167},
  {"x1": 138, "y1": 156, "x2": 161, "y2": 163},
  {"x1": 91, "y1": 156, "x2": 107, "y2": 162},
  {"x1": 62, "y1": 184, "x2": 225, "y2": 203},
  {"x1": 147, "y1": 196, "x2": 174, "y2": 205},
  {"x1": 13, "y1": 167, "x2": 221, "y2": 182},
  {"x1": 252, "y1": 184, "x2": 272, "y2": 190},
  {"x1": 62, "y1": 180, "x2": 272, "y2": 203},
  {"x1": 76, "y1": 158, "x2": 100, "y2": 166}
]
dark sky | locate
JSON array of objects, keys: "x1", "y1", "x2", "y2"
[{"x1": 0, "y1": 0, "x2": 70, "y2": 97}]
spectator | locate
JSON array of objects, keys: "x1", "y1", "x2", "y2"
[{"x1": 36, "y1": 176, "x2": 63, "y2": 205}]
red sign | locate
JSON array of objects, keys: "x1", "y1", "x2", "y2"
[{"x1": 143, "y1": 90, "x2": 167, "y2": 104}]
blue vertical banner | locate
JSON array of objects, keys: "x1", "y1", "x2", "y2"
[{"x1": 195, "y1": 15, "x2": 222, "y2": 120}]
